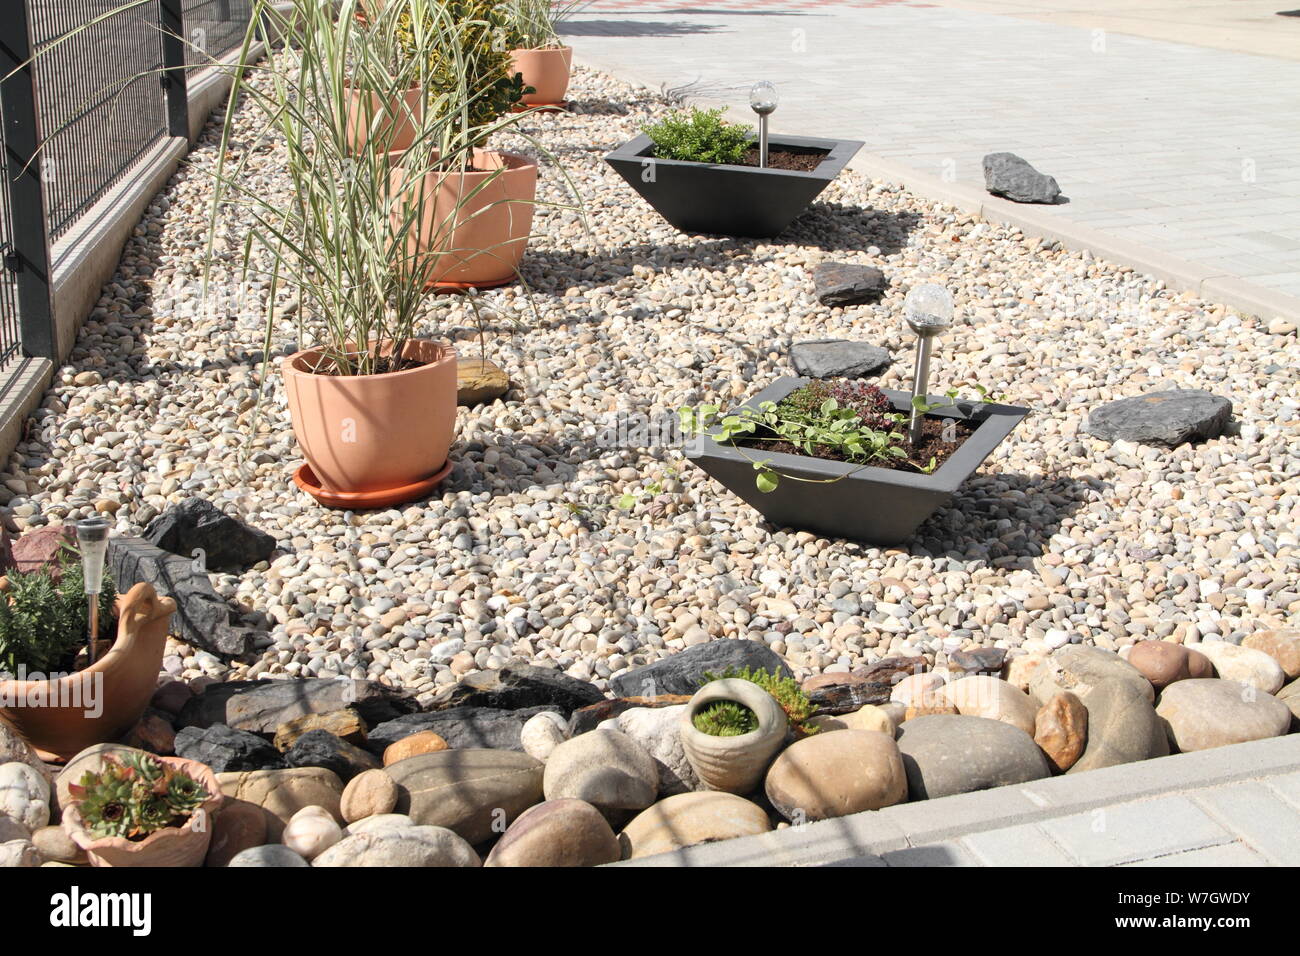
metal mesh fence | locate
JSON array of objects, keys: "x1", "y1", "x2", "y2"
[{"x1": 182, "y1": 0, "x2": 254, "y2": 68}]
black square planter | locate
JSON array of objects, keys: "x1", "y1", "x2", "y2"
[
  {"x1": 604, "y1": 133, "x2": 864, "y2": 238},
  {"x1": 684, "y1": 378, "x2": 1030, "y2": 544}
]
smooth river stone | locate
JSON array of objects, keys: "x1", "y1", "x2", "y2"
[
  {"x1": 216, "y1": 768, "x2": 345, "y2": 841},
  {"x1": 1034, "y1": 691, "x2": 1088, "y2": 773},
  {"x1": 890, "y1": 672, "x2": 946, "y2": 707},
  {"x1": 895, "y1": 716, "x2": 1050, "y2": 800},
  {"x1": 484, "y1": 799, "x2": 620, "y2": 867},
  {"x1": 1156, "y1": 679, "x2": 1293, "y2": 752},
  {"x1": 1127, "y1": 641, "x2": 1212, "y2": 691},
  {"x1": 1241, "y1": 630, "x2": 1300, "y2": 680},
  {"x1": 939, "y1": 676, "x2": 1038, "y2": 736},
  {"x1": 805, "y1": 704, "x2": 896, "y2": 736},
  {"x1": 618, "y1": 791, "x2": 771, "y2": 860},
  {"x1": 542, "y1": 730, "x2": 659, "y2": 814},
  {"x1": 765, "y1": 730, "x2": 907, "y2": 821},
  {"x1": 1067, "y1": 680, "x2": 1169, "y2": 774},
  {"x1": 386, "y1": 749, "x2": 543, "y2": 845},
  {"x1": 1030, "y1": 645, "x2": 1154, "y2": 705},
  {"x1": 1192, "y1": 641, "x2": 1286, "y2": 694}
]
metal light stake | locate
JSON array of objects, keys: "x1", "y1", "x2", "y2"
[
  {"x1": 903, "y1": 284, "x2": 955, "y2": 446},
  {"x1": 749, "y1": 81, "x2": 778, "y2": 168},
  {"x1": 75, "y1": 518, "x2": 111, "y2": 665}
]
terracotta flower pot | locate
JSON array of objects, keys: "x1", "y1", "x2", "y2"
[
  {"x1": 680, "y1": 678, "x2": 789, "y2": 794},
  {"x1": 510, "y1": 46, "x2": 573, "y2": 106},
  {"x1": 0, "y1": 582, "x2": 173, "y2": 763},
  {"x1": 282, "y1": 339, "x2": 457, "y2": 494},
  {"x1": 389, "y1": 147, "x2": 538, "y2": 289},
  {"x1": 62, "y1": 756, "x2": 224, "y2": 867}
]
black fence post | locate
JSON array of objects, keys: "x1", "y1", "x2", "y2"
[
  {"x1": 158, "y1": 0, "x2": 190, "y2": 139},
  {"x1": 0, "y1": 0, "x2": 56, "y2": 362}
]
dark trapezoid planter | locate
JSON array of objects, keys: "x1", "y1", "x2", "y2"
[
  {"x1": 604, "y1": 133, "x2": 863, "y2": 238},
  {"x1": 684, "y1": 378, "x2": 1030, "y2": 544}
]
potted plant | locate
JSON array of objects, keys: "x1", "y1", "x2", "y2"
[
  {"x1": 679, "y1": 677, "x2": 788, "y2": 794},
  {"x1": 680, "y1": 378, "x2": 1030, "y2": 544},
  {"x1": 605, "y1": 106, "x2": 863, "y2": 238},
  {"x1": 504, "y1": 0, "x2": 589, "y2": 108},
  {"x1": 213, "y1": 1, "x2": 537, "y2": 506},
  {"x1": 62, "y1": 752, "x2": 223, "y2": 867},
  {"x1": 0, "y1": 545, "x2": 172, "y2": 762}
]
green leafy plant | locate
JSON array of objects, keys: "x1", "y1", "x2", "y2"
[
  {"x1": 504, "y1": 0, "x2": 591, "y2": 48},
  {"x1": 70, "y1": 753, "x2": 209, "y2": 841},
  {"x1": 692, "y1": 700, "x2": 759, "y2": 737},
  {"x1": 0, "y1": 553, "x2": 115, "y2": 674},
  {"x1": 643, "y1": 107, "x2": 753, "y2": 165},
  {"x1": 393, "y1": 0, "x2": 531, "y2": 148},
  {"x1": 700, "y1": 666, "x2": 817, "y2": 733}
]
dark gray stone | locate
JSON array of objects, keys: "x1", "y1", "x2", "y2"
[
  {"x1": 283, "y1": 729, "x2": 380, "y2": 782},
  {"x1": 365, "y1": 705, "x2": 561, "y2": 755},
  {"x1": 1085, "y1": 389, "x2": 1232, "y2": 447},
  {"x1": 982, "y1": 152, "x2": 1061, "y2": 204},
  {"x1": 174, "y1": 723, "x2": 285, "y2": 772},
  {"x1": 608, "y1": 640, "x2": 794, "y2": 698},
  {"x1": 948, "y1": 647, "x2": 1007, "y2": 677},
  {"x1": 108, "y1": 536, "x2": 262, "y2": 657},
  {"x1": 789, "y1": 339, "x2": 891, "y2": 380},
  {"x1": 812, "y1": 262, "x2": 887, "y2": 307},
  {"x1": 143, "y1": 497, "x2": 276, "y2": 571},
  {"x1": 433, "y1": 663, "x2": 605, "y2": 715},
  {"x1": 176, "y1": 678, "x2": 417, "y2": 734},
  {"x1": 895, "y1": 714, "x2": 1051, "y2": 800},
  {"x1": 1067, "y1": 679, "x2": 1169, "y2": 774}
]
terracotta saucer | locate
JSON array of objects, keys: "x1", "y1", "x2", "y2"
[
  {"x1": 426, "y1": 275, "x2": 516, "y2": 292},
  {"x1": 293, "y1": 459, "x2": 454, "y2": 509}
]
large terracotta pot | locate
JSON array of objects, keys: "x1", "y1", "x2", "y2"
[
  {"x1": 0, "y1": 582, "x2": 172, "y2": 763},
  {"x1": 680, "y1": 678, "x2": 789, "y2": 794},
  {"x1": 62, "y1": 756, "x2": 224, "y2": 867},
  {"x1": 282, "y1": 338, "x2": 457, "y2": 493},
  {"x1": 390, "y1": 147, "x2": 538, "y2": 288},
  {"x1": 510, "y1": 46, "x2": 573, "y2": 106}
]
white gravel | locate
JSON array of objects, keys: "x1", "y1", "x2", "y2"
[{"x1": 5, "y1": 66, "x2": 1298, "y2": 704}]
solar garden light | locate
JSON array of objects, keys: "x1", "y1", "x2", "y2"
[
  {"x1": 75, "y1": 518, "x2": 111, "y2": 664},
  {"x1": 749, "y1": 81, "x2": 778, "y2": 168},
  {"x1": 903, "y1": 283, "x2": 955, "y2": 446}
]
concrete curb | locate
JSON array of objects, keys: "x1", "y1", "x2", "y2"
[
  {"x1": 575, "y1": 53, "x2": 1300, "y2": 326},
  {"x1": 615, "y1": 734, "x2": 1300, "y2": 866}
]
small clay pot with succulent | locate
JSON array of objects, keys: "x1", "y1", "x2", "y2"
[
  {"x1": 62, "y1": 752, "x2": 223, "y2": 867},
  {"x1": 679, "y1": 677, "x2": 789, "y2": 794}
]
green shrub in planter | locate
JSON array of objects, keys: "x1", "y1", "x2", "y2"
[
  {"x1": 0, "y1": 556, "x2": 115, "y2": 674},
  {"x1": 642, "y1": 107, "x2": 753, "y2": 165}
]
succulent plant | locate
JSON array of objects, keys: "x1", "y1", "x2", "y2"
[
  {"x1": 700, "y1": 666, "x2": 818, "y2": 733},
  {"x1": 69, "y1": 754, "x2": 209, "y2": 841},
  {"x1": 692, "y1": 700, "x2": 759, "y2": 737}
]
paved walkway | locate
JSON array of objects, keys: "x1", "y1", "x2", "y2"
[
  {"x1": 619, "y1": 735, "x2": 1300, "y2": 867},
  {"x1": 567, "y1": 1, "x2": 1300, "y2": 309}
]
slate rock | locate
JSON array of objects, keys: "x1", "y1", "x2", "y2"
[
  {"x1": 811, "y1": 262, "x2": 887, "y2": 307},
  {"x1": 1085, "y1": 389, "x2": 1232, "y2": 447},
  {"x1": 484, "y1": 799, "x2": 621, "y2": 867},
  {"x1": 1156, "y1": 679, "x2": 1291, "y2": 752},
  {"x1": 805, "y1": 674, "x2": 892, "y2": 715},
  {"x1": 177, "y1": 678, "x2": 416, "y2": 734},
  {"x1": 608, "y1": 640, "x2": 793, "y2": 698},
  {"x1": 895, "y1": 715, "x2": 1051, "y2": 800},
  {"x1": 434, "y1": 663, "x2": 605, "y2": 715},
  {"x1": 143, "y1": 497, "x2": 276, "y2": 571},
  {"x1": 948, "y1": 647, "x2": 1007, "y2": 677},
  {"x1": 366, "y1": 705, "x2": 560, "y2": 755},
  {"x1": 983, "y1": 152, "x2": 1061, "y2": 204},
  {"x1": 313, "y1": 825, "x2": 480, "y2": 867},
  {"x1": 386, "y1": 749, "x2": 544, "y2": 845},
  {"x1": 108, "y1": 536, "x2": 261, "y2": 657},
  {"x1": 618, "y1": 791, "x2": 771, "y2": 859},
  {"x1": 790, "y1": 339, "x2": 891, "y2": 379},
  {"x1": 567, "y1": 695, "x2": 691, "y2": 736},
  {"x1": 273, "y1": 709, "x2": 368, "y2": 752},
  {"x1": 283, "y1": 730, "x2": 381, "y2": 782},
  {"x1": 174, "y1": 723, "x2": 285, "y2": 773},
  {"x1": 1068, "y1": 679, "x2": 1169, "y2": 774}
]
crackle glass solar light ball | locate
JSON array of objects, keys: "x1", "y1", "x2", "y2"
[
  {"x1": 749, "y1": 81, "x2": 778, "y2": 115},
  {"x1": 903, "y1": 283, "x2": 954, "y2": 336}
]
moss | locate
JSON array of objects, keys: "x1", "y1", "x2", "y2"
[{"x1": 700, "y1": 666, "x2": 817, "y2": 733}]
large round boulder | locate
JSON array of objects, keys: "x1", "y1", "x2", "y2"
[
  {"x1": 1030, "y1": 645, "x2": 1153, "y2": 705},
  {"x1": 542, "y1": 730, "x2": 659, "y2": 816},
  {"x1": 1067, "y1": 679, "x2": 1169, "y2": 774},
  {"x1": 386, "y1": 749, "x2": 543, "y2": 845},
  {"x1": 1156, "y1": 679, "x2": 1292, "y2": 752},
  {"x1": 765, "y1": 730, "x2": 907, "y2": 820},
  {"x1": 484, "y1": 799, "x2": 620, "y2": 867},
  {"x1": 619, "y1": 791, "x2": 771, "y2": 860},
  {"x1": 895, "y1": 715, "x2": 1050, "y2": 800}
]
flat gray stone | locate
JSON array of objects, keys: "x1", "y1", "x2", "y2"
[
  {"x1": 894, "y1": 715, "x2": 1051, "y2": 800},
  {"x1": 982, "y1": 152, "x2": 1061, "y2": 204},
  {"x1": 1086, "y1": 389, "x2": 1232, "y2": 447},
  {"x1": 608, "y1": 640, "x2": 793, "y2": 698},
  {"x1": 790, "y1": 339, "x2": 891, "y2": 380},
  {"x1": 812, "y1": 262, "x2": 887, "y2": 306}
]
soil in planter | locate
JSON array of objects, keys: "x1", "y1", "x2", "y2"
[
  {"x1": 741, "y1": 415, "x2": 976, "y2": 474},
  {"x1": 734, "y1": 147, "x2": 827, "y2": 171}
]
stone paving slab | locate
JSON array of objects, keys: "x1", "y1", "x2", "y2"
[{"x1": 569, "y1": 1, "x2": 1300, "y2": 318}]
